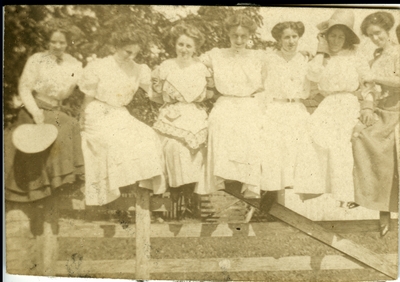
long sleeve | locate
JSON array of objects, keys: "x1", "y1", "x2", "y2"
[{"x1": 18, "y1": 54, "x2": 41, "y2": 115}]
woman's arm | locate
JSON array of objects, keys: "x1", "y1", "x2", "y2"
[
  {"x1": 149, "y1": 66, "x2": 164, "y2": 104},
  {"x1": 18, "y1": 55, "x2": 44, "y2": 124}
]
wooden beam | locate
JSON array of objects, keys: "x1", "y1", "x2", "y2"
[
  {"x1": 269, "y1": 203, "x2": 398, "y2": 279},
  {"x1": 55, "y1": 254, "x2": 397, "y2": 275},
  {"x1": 55, "y1": 219, "x2": 396, "y2": 238},
  {"x1": 135, "y1": 187, "x2": 151, "y2": 279}
]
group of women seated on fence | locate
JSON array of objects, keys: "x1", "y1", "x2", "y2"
[{"x1": 5, "y1": 9, "x2": 400, "y2": 237}]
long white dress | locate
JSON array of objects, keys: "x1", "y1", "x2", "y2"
[
  {"x1": 150, "y1": 59, "x2": 212, "y2": 194},
  {"x1": 261, "y1": 52, "x2": 324, "y2": 194},
  {"x1": 308, "y1": 50, "x2": 370, "y2": 202},
  {"x1": 78, "y1": 56, "x2": 166, "y2": 206},
  {"x1": 200, "y1": 48, "x2": 267, "y2": 197}
]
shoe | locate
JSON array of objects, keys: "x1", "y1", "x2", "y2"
[{"x1": 347, "y1": 202, "x2": 359, "y2": 209}]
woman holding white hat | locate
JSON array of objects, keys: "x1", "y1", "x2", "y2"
[
  {"x1": 352, "y1": 11, "x2": 400, "y2": 237},
  {"x1": 78, "y1": 26, "x2": 166, "y2": 207},
  {"x1": 5, "y1": 18, "x2": 84, "y2": 205},
  {"x1": 307, "y1": 10, "x2": 372, "y2": 207}
]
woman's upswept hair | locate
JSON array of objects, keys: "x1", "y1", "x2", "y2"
[
  {"x1": 224, "y1": 12, "x2": 258, "y2": 34},
  {"x1": 361, "y1": 11, "x2": 395, "y2": 36},
  {"x1": 111, "y1": 26, "x2": 148, "y2": 49},
  {"x1": 271, "y1": 21, "x2": 305, "y2": 41},
  {"x1": 169, "y1": 23, "x2": 205, "y2": 53},
  {"x1": 43, "y1": 18, "x2": 75, "y2": 44}
]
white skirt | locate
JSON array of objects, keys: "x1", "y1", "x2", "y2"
[
  {"x1": 81, "y1": 100, "x2": 166, "y2": 206},
  {"x1": 309, "y1": 94, "x2": 360, "y2": 202},
  {"x1": 261, "y1": 101, "x2": 325, "y2": 194},
  {"x1": 204, "y1": 96, "x2": 263, "y2": 196}
]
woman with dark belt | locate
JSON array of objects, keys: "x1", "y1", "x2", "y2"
[
  {"x1": 200, "y1": 12, "x2": 268, "y2": 200},
  {"x1": 352, "y1": 11, "x2": 400, "y2": 237},
  {"x1": 4, "y1": 18, "x2": 84, "y2": 235},
  {"x1": 261, "y1": 21, "x2": 324, "y2": 196},
  {"x1": 307, "y1": 10, "x2": 371, "y2": 209}
]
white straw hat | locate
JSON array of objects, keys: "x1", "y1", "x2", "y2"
[
  {"x1": 317, "y1": 10, "x2": 360, "y2": 45},
  {"x1": 12, "y1": 124, "x2": 58, "y2": 154}
]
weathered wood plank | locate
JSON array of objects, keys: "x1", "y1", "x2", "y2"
[
  {"x1": 55, "y1": 254, "x2": 397, "y2": 275},
  {"x1": 54, "y1": 219, "x2": 396, "y2": 238},
  {"x1": 135, "y1": 187, "x2": 151, "y2": 279},
  {"x1": 269, "y1": 203, "x2": 398, "y2": 279}
]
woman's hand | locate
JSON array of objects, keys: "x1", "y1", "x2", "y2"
[
  {"x1": 316, "y1": 33, "x2": 330, "y2": 55},
  {"x1": 360, "y1": 108, "x2": 376, "y2": 127},
  {"x1": 32, "y1": 109, "x2": 45, "y2": 124}
]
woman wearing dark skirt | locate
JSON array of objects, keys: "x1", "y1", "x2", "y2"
[
  {"x1": 352, "y1": 12, "x2": 400, "y2": 237},
  {"x1": 4, "y1": 19, "x2": 84, "y2": 234},
  {"x1": 5, "y1": 19, "x2": 84, "y2": 202}
]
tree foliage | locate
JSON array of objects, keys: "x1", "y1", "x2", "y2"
[{"x1": 4, "y1": 5, "x2": 275, "y2": 127}]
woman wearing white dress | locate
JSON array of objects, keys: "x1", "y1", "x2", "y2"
[
  {"x1": 308, "y1": 10, "x2": 371, "y2": 207},
  {"x1": 150, "y1": 23, "x2": 214, "y2": 217},
  {"x1": 200, "y1": 12, "x2": 267, "y2": 198},
  {"x1": 78, "y1": 27, "x2": 166, "y2": 206},
  {"x1": 260, "y1": 21, "x2": 324, "y2": 195}
]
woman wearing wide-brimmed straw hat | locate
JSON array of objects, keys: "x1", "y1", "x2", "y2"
[
  {"x1": 352, "y1": 11, "x2": 400, "y2": 237},
  {"x1": 4, "y1": 18, "x2": 84, "y2": 204},
  {"x1": 78, "y1": 26, "x2": 166, "y2": 207},
  {"x1": 307, "y1": 10, "x2": 373, "y2": 208}
]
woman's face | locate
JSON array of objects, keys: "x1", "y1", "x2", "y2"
[
  {"x1": 49, "y1": 31, "x2": 68, "y2": 57},
  {"x1": 228, "y1": 25, "x2": 251, "y2": 51},
  {"x1": 115, "y1": 44, "x2": 141, "y2": 62},
  {"x1": 176, "y1": 34, "x2": 196, "y2": 60},
  {"x1": 280, "y1": 28, "x2": 299, "y2": 53},
  {"x1": 327, "y1": 27, "x2": 346, "y2": 54},
  {"x1": 366, "y1": 24, "x2": 390, "y2": 48}
]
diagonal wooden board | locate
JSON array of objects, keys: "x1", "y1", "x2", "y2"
[
  {"x1": 221, "y1": 189, "x2": 397, "y2": 279},
  {"x1": 268, "y1": 202, "x2": 398, "y2": 279}
]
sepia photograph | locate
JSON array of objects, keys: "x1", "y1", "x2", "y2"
[{"x1": 3, "y1": 4, "x2": 400, "y2": 282}]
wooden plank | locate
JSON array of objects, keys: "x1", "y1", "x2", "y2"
[
  {"x1": 55, "y1": 254, "x2": 397, "y2": 275},
  {"x1": 269, "y1": 203, "x2": 398, "y2": 279},
  {"x1": 55, "y1": 219, "x2": 395, "y2": 238},
  {"x1": 135, "y1": 187, "x2": 150, "y2": 279}
]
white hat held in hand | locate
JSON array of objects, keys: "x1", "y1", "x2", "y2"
[{"x1": 12, "y1": 124, "x2": 58, "y2": 154}]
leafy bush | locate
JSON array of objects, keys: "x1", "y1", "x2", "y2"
[{"x1": 4, "y1": 5, "x2": 275, "y2": 127}]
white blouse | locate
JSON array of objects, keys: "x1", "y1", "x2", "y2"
[
  {"x1": 200, "y1": 48, "x2": 267, "y2": 97},
  {"x1": 19, "y1": 52, "x2": 82, "y2": 101},
  {"x1": 264, "y1": 51, "x2": 311, "y2": 101},
  {"x1": 151, "y1": 59, "x2": 211, "y2": 103},
  {"x1": 78, "y1": 56, "x2": 151, "y2": 107},
  {"x1": 308, "y1": 50, "x2": 370, "y2": 96}
]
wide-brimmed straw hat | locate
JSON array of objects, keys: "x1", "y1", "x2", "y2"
[
  {"x1": 317, "y1": 10, "x2": 360, "y2": 45},
  {"x1": 12, "y1": 124, "x2": 58, "y2": 154}
]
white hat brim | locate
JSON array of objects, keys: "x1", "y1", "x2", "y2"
[{"x1": 12, "y1": 124, "x2": 58, "y2": 154}]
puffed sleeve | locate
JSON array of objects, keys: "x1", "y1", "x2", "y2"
[
  {"x1": 78, "y1": 60, "x2": 100, "y2": 97},
  {"x1": 19, "y1": 53, "x2": 40, "y2": 92}
]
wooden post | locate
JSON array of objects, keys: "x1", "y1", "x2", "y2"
[
  {"x1": 269, "y1": 203, "x2": 398, "y2": 279},
  {"x1": 136, "y1": 187, "x2": 151, "y2": 279}
]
